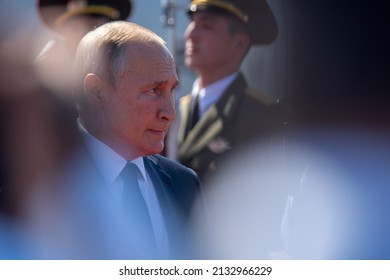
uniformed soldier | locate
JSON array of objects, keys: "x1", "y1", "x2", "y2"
[
  {"x1": 35, "y1": 0, "x2": 132, "y2": 92},
  {"x1": 177, "y1": 0, "x2": 280, "y2": 184}
]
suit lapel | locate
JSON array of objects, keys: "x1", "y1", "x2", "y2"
[
  {"x1": 178, "y1": 73, "x2": 248, "y2": 160},
  {"x1": 143, "y1": 156, "x2": 183, "y2": 252},
  {"x1": 143, "y1": 156, "x2": 177, "y2": 223}
]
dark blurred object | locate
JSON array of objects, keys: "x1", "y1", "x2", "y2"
[
  {"x1": 275, "y1": 0, "x2": 390, "y2": 259},
  {"x1": 0, "y1": 38, "x2": 80, "y2": 218},
  {"x1": 287, "y1": 1, "x2": 390, "y2": 125},
  {"x1": 242, "y1": 1, "x2": 390, "y2": 120},
  {"x1": 249, "y1": 0, "x2": 390, "y2": 125},
  {"x1": 37, "y1": 0, "x2": 132, "y2": 31}
]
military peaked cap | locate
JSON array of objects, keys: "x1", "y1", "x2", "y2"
[{"x1": 187, "y1": 0, "x2": 278, "y2": 45}]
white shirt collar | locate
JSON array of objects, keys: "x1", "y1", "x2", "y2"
[
  {"x1": 192, "y1": 72, "x2": 239, "y2": 116},
  {"x1": 78, "y1": 120, "x2": 147, "y2": 186}
]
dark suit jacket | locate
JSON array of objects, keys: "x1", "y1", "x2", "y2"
[
  {"x1": 178, "y1": 72, "x2": 279, "y2": 184},
  {"x1": 143, "y1": 154, "x2": 206, "y2": 259},
  {"x1": 63, "y1": 149, "x2": 207, "y2": 260}
]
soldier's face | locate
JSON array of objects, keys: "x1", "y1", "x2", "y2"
[{"x1": 184, "y1": 12, "x2": 240, "y2": 73}]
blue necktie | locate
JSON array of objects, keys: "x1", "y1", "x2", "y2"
[{"x1": 120, "y1": 162, "x2": 157, "y2": 255}]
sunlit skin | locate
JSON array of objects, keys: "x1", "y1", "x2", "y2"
[
  {"x1": 83, "y1": 43, "x2": 178, "y2": 160},
  {"x1": 184, "y1": 11, "x2": 248, "y2": 88}
]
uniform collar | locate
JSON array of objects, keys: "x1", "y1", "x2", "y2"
[{"x1": 192, "y1": 72, "x2": 239, "y2": 116}]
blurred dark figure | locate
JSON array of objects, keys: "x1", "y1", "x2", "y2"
[
  {"x1": 279, "y1": 0, "x2": 390, "y2": 259},
  {"x1": 0, "y1": 74, "x2": 80, "y2": 219},
  {"x1": 0, "y1": 22, "x2": 83, "y2": 258},
  {"x1": 35, "y1": 0, "x2": 132, "y2": 93}
]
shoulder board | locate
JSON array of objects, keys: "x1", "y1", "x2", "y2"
[
  {"x1": 180, "y1": 94, "x2": 191, "y2": 105},
  {"x1": 245, "y1": 87, "x2": 276, "y2": 106}
]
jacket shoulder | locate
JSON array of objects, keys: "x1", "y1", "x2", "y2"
[
  {"x1": 146, "y1": 154, "x2": 200, "y2": 180},
  {"x1": 146, "y1": 155, "x2": 203, "y2": 216}
]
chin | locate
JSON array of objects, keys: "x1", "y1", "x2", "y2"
[{"x1": 144, "y1": 144, "x2": 164, "y2": 156}]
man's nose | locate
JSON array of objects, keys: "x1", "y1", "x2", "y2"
[
  {"x1": 184, "y1": 22, "x2": 197, "y2": 40},
  {"x1": 160, "y1": 95, "x2": 176, "y2": 122}
]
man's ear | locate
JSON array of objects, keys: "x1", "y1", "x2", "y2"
[
  {"x1": 84, "y1": 73, "x2": 105, "y2": 104},
  {"x1": 233, "y1": 33, "x2": 250, "y2": 54}
]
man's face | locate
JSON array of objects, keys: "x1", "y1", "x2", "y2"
[
  {"x1": 184, "y1": 11, "x2": 239, "y2": 72},
  {"x1": 97, "y1": 44, "x2": 178, "y2": 159}
]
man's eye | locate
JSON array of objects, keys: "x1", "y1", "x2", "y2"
[
  {"x1": 153, "y1": 87, "x2": 162, "y2": 94},
  {"x1": 144, "y1": 87, "x2": 161, "y2": 95}
]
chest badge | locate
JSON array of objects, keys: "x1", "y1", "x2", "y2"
[{"x1": 208, "y1": 136, "x2": 231, "y2": 154}]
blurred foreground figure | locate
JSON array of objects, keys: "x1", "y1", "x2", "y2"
[
  {"x1": 191, "y1": 143, "x2": 288, "y2": 259},
  {"x1": 35, "y1": 0, "x2": 132, "y2": 93},
  {"x1": 192, "y1": 0, "x2": 390, "y2": 259},
  {"x1": 0, "y1": 24, "x2": 85, "y2": 258}
]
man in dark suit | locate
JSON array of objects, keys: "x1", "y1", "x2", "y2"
[
  {"x1": 70, "y1": 21, "x2": 205, "y2": 259},
  {"x1": 177, "y1": 0, "x2": 281, "y2": 184}
]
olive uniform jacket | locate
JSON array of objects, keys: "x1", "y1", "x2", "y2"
[{"x1": 177, "y1": 73, "x2": 280, "y2": 184}]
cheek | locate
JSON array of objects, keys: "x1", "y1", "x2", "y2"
[
  {"x1": 203, "y1": 46, "x2": 230, "y2": 66},
  {"x1": 107, "y1": 101, "x2": 128, "y2": 120},
  {"x1": 129, "y1": 100, "x2": 157, "y2": 123},
  {"x1": 206, "y1": 37, "x2": 232, "y2": 56},
  {"x1": 103, "y1": 97, "x2": 135, "y2": 129},
  {"x1": 217, "y1": 38, "x2": 235, "y2": 54}
]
